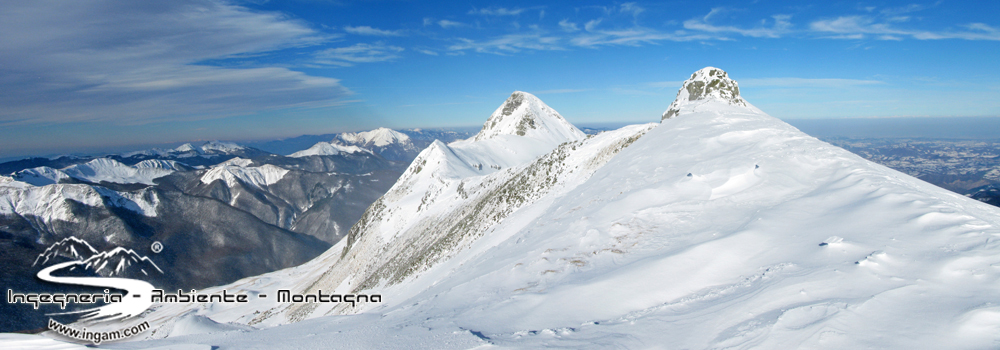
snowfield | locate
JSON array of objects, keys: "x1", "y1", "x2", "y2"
[
  {"x1": 289, "y1": 142, "x2": 371, "y2": 158},
  {"x1": 199, "y1": 164, "x2": 290, "y2": 190},
  {"x1": 6, "y1": 68, "x2": 1000, "y2": 349},
  {"x1": 338, "y1": 127, "x2": 412, "y2": 148},
  {"x1": 12, "y1": 158, "x2": 178, "y2": 186}
]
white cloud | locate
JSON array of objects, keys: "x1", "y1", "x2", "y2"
[
  {"x1": 810, "y1": 16, "x2": 1000, "y2": 41},
  {"x1": 683, "y1": 9, "x2": 792, "y2": 38},
  {"x1": 344, "y1": 25, "x2": 404, "y2": 36},
  {"x1": 559, "y1": 19, "x2": 579, "y2": 32},
  {"x1": 571, "y1": 28, "x2": 714, "y2": 47},
  {"x1": 584, "y1": 19, "x2": 603, "y2": 31},
  {"x1": 620, "y1": 3, "x2": 645, "y2": 17},
  {"x1": 438, "y1": 20, "x2": 465, "y2": 29},
  {"x1": 880, "y1": 4, "x2": 926, "y2": 16},
  {"x1": 0, "y1": 0, "x2": 348, "y2": 125},
  {"x1": 416, "y1": 49, "x2": 439, "y2": 56},
  {"x1": 314, "y1": 43, "x2": 404, "y2": 66},
  {"x1": 448, "y1": 33, "x2": 563, "y2": 54},
  {"x1": 468, "y1": 7, "x2": 525, "y2": 16},
  {"x1": 810, "y1": 16, "x2": 878, "y2": 34}
]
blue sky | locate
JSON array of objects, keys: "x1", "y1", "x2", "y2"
[{"x1": 2, "y1": 0, "x2": 999, "y2": 159}]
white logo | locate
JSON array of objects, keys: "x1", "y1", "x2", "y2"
[{"x1": 26, "y1": 237, "x2": 163, "y2": 322}]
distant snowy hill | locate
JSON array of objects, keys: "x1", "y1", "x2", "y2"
[
  {"x1": 242, "y1": 127, "x2": 474, "y2": 159},
  {"x1": 14, "y1": 158, "x2": 181, "y2": 186},
  {"x1": 78, "y1": 68, "x2": 1000, "y2": 349},
  {"x1": 289, "y1": 142, "x2": 371, "y2": 158},
  {"x1": 0, "y1": 141, "x2": 271, "y2": 178},
  {"x1": 338, "y1": 127, "x2": 411, "y2": 147},
  {"x1": 329, "y1": 127, "x2": 420, "y2": 162}
]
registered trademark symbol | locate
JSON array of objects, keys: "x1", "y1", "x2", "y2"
[{"x1": 151, "y1": 241, "x2": 163, "y2": 253}]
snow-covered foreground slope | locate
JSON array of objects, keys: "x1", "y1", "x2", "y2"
[{"x1": 13, "y1": 69, "x2": 1000, "y2": 349}]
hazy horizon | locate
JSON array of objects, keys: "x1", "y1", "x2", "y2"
[{"x1": 3, "y1": 115, "x2": 1000, "y2": 164}]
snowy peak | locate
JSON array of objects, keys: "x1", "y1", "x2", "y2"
[
  {"x1": 11, "y1": 166, "x2": 70, "y2": 186},
  {"x1": 473, "y1": 91, "x2": 585, "y2": 143},
  {"x1": 61, "y1": 158, "x2": 173, "y2": 185},
  {"x1": 175, "y1": 143, "x2": 199, "y2": 153},
  {"x1": 662, "y1": 67, "x2": 750, "y2": 120},
  {"x1": 10, "y1": 158, "x2": 176, "y2": 186},
  {"x1": 290, "y1": 142, "x2": 371, "y2": 158},
  {"x1": 174, "y1": 141, "x2": 247, "y2": 154},
  {"x1": 338, "y1": 128, "x2": 412, "y2": 147},
  {"x1": 133, "y1": 159, "x2": 186, "y2": 171},
  {"x1": 200, "y1": 141, "x2": 247, "y2": 154},
  {"x1": 200, "y1": 164, "x2": 289, "y2": 190}
]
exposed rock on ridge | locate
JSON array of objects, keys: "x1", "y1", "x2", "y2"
[{"x1": 662, "y1": 67, "x2": 750, "y2": 120}]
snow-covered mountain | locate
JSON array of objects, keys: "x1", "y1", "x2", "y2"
[
  {"x1": 289, "y1": 142, "x2": 371, "y2": 158},
  {"x1": 0, "y1": 180, "x2": 159, "y2": 222},
  {"x1": 0, "y1": 141, "x2": 272, "y2": 179},
  {"x1": 661, "y1": 66, "x2": 759, "y2": 120},
  {"x1": 473, "y1": 91, "x2": 585, "y2": 144},
  {"x1": 337, "y1": 127, "x2": 412, "y2": 147},
  {"x1": 199, "y1": 164, "x2": 289, "y2": 190},
  {"x1": 74, "y1": 68, "x2": 1000, "y2": 349},
  {"x1": 57, "y1": 158, "x2": 178, "y2": 185},
  {"x1": 125, "y1": 141, "x2": 249, "y2": 158},
  {"x1": 329, "y1": 127, "x2": 420, "y2": 162}
]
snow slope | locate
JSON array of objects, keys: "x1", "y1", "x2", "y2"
[
  {"x1": 15, "y1": 69, "x2": 1000, "y2": 349},
  {"x1": 200, "y1": 164, "x2": 290, "y2": 190},
  {"x1": 337, "y1": 127, "x2": 412, "y2": 147},
  {"x1": 11, "y1": 158, "x2": 178, "y2": 186},
  {"x1": 474, "y1": 91, "x2": 585, "y2": 144},
  {"x1": 62, "y1": 159, "x2": 175, "y2": 185},
  {"x1": 0, "y1": 182, "x2": 160, "y2": 221},
  {"x1": 122, "y1": 141, "x2": 247, "y2": 158}
]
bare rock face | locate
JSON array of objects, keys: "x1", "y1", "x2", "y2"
[{"x1": 662, "y1": 67, "x2": 748, "y2": 120}]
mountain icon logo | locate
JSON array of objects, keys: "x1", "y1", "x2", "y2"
[{"x1": 30, "y1": 237, "x2": 164, "y2": 322}]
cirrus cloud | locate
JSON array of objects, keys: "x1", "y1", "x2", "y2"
[
  {"x1": 0, "y1": 0, "x2": 350, "y2": 125},
  {"x1": 314, "y1": 42, "x2": 405, "y2": 66},
  {"x1": 344, "y1": 25, "x2": 405, "y2": 36}
]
